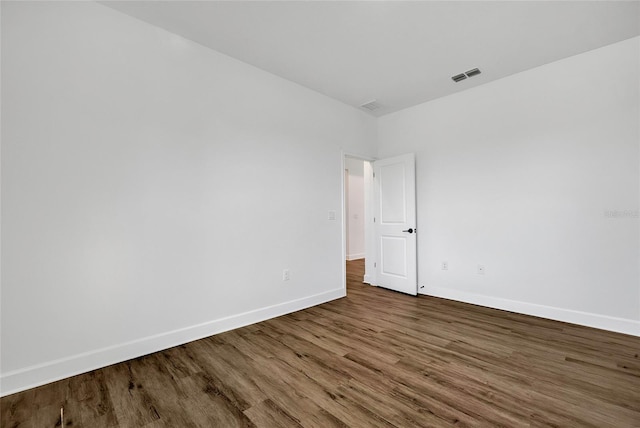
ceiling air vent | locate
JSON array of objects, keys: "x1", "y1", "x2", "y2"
[
  {"x1": 360, "y1": 100, "x2": 382, "y2": 112},
  {"x1": 452, "y1": 68, "x2": 481, "y2": 83},
  {"x1": 465, "y1": 68, "x2": 481, "y2": 77}
]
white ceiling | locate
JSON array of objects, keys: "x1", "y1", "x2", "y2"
[{"x1": 102, "y1": 1, "x2": 640, "y2": 116}]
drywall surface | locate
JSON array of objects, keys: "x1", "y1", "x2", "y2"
[
  {"x1": 378, "y1": 37, "x2": 640, "y2": 335},
  {"x1": 345, "y1": 158, "x2": 365, "y2": 260},
  {"x1": 0, "y1": 1, "x2": 376, "y2": 395}
]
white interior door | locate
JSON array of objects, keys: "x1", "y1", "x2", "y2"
[{"x1": 373, "y1": 153, "x2": 417, "y2": 295}]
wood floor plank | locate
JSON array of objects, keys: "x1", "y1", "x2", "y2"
[
  {"x1": 67, "y1": 369, "x2": 119, "y2": 427},
  {"x1": 243, "y1": 399, "x2": 304, "y2": 428},
  {"x1": 2, "y1": 259, "x2": 640, "y2": 427}
]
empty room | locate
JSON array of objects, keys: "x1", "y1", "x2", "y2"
[{"x1": 1, "y1": 1, "x2": 639, "y2": 427}]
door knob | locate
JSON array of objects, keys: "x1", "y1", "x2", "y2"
[{"x1": 402, "y1": 228, "x2": 414, "y2": 234}]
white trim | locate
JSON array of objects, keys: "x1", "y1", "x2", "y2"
[
  {"x1": 346, "y1": 253, "x2": 365, "y2": 261},
  {"x1": 0, "y1": 288, "x2": 345, "y2": 397},
  {"x1": 340, "y1": 151, "x2": 347, "y2": 295},
  {"x1": 363, "y1": 274, "x2": 376, "y2": 285},
  {"x1": 424, "y1": 286, "x2": 640, "y2": 337},
  {"x1": 363, "y1": 161, "x2": 376, "y2": 285},
  {"x1": 343, "y1": 152, "x2": 377, "y2": 163}
]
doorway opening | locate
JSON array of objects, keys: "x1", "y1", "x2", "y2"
[
  {"x1": 342, "y1": 152, "x2": 418, "y2": 296},
  {"x1": 343, "y1": 154, "x2": 375, "y2": 294}
]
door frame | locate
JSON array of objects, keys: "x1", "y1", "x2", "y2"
[{"x1": 341, "y1": 151, "x2": 376, "y2": 293}]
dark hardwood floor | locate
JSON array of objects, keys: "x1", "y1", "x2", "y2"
[{"x1": 2, "y1": 259, "x2": 639, "y2": 427}]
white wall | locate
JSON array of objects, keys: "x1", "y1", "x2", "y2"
[
  {"x1": 345, "y1": 158, "x2": 365, "y2": 260},
  {"x1": 378, "y1": 37, "x2": 640, "y2": 335},
  {"x1": 0, "y1": 1, "x2": 376, "y2": 395}
]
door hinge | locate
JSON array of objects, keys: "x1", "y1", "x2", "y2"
[
  {"x1": 373, "y1": 217, "x2": 376, "y2": 223},
  {"x1": 373, "y1": 172, "x2": 375, "y2": 178},
  {"x1": 374, "y1": 262, "x2": 377, "y2": 268}
]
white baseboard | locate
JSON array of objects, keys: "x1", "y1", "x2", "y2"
[
  {"x1": 0, "y1": 288, "x2": 346, "y2": 397},
  {"x1": 346, "y1": 253, "x2": 365, "y2": 261},
  {"x1": 363, "y1": 274, "x2": 374, "y2": 285},
  {"x1": 424, "y1": 286, "x2": 640, "y2": 337}
]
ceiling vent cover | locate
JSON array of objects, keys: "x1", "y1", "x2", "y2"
[
  {"x1": 452, "y1": 67, "x2": 481, "y2": 83},
  {"x1": 465, "y1": 68, "x2": 481, "y2": 77},
  {"x1": 360, "y1": 100, "x2": 382, "y2": 111}
]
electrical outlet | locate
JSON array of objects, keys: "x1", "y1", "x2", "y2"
[
  {"x1": 442, "y1": 261, "x2": 448, "y2": 270},
  {"x1": 283, "y1": 269, "x2": 290, "y2": 281},
  {"x1": 477, "y1": 265, "x2": 485, "y2": 275}
]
